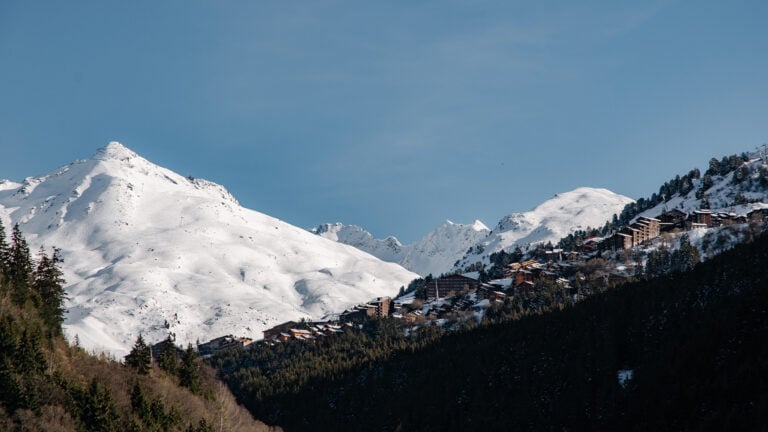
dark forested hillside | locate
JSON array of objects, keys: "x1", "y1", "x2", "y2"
[
  {"x1": 0, "y1": 221, "x2": 278, "y2": 432},
  {"x1": 216, "y1": 232, "x2": 768, "y2": 431}
]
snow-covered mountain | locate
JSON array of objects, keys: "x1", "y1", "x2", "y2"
[
  {"x1": 313, "y1": 220, "x2": 490, "y2": 276},
  {"x1": 0, "y1": 142, "x2": 418, "y2": 357},
  {"x1": 634, "y1": 154, "x2": 768, "y2": 220},
  {"x1": 459, "y1": 187, "x2": 633, "y2": 267},
  {"x1": 315, "y1": 188, "x2": 632, "y2": 275},
  {"x1": 455, "y1": 188, "x2": 634, "y2": 268}
]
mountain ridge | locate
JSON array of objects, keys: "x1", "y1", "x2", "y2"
[
  {"x1": 0, "y1": 142, "x2": 418, "y2": 357},
  {"x1": 316, "y1": 187, "x2": 633, "y2": 275}
]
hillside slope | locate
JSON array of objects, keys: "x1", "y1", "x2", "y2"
[
  {"x1": 0, "y1": 142, "x2": 417, "y2": 357},
  {"x1": 229, "y1": 232, "x2": 768, "y2": 431}
]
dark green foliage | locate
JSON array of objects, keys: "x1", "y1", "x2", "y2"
[
  {"x1": 187, "y1": 418, "x2": 215, "y2": 432},
  {"x1": 400, "y1": 274, "x2": 433, "y2": 299},
  {"x1": 210, "y1": 318, "x2": 446, "y2": 424},
  {"x1": 125, "y1": 334, "x2": 152, "y2": 375},
  {"x1": 179, "y1": 344, "x2": 200, "y2": 394},
  {"x1": 613, "y1": 167, "x2": 707, "y2": 228},
  {"x1": 8, "y1": 223, "x2": 35, "y2": 306},
  {"x1": 217, "y1": 233, "x2": 768, "y2": 431},
  {"x1": 0, "y1": 219, "x2": 10, "y2": 275},
  {"x1": 33, "y1": 246, "x2": 67, "y2": 336},
  {"x1": 486, "y1": 246, "x2": 523, "y2": 279},
  {"x1": 157, "y1": 335, "x2": 179, "y2": 376},
  {"x1": 79, "y1": 378, "x2": 119, "y2": 432},
  {"x1": 130, "y1": 381, "x2": 182, "y2": 431},
  {"x1": 705, "y1": 153, "x2": 750, "y2": 177}
]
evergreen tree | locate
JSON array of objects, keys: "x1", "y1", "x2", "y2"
[
  {"x1": 14, "y1": 328, "x2": 46, "y2": 375},
  {"x1": 125, "y1": 334, "x2": 152, "y2": 375},
  {"x1": 158, "y1": 334, "x2": 179, "y2": 376},
  {"x1": 80, "y1": 378, "x2": 119, "y2": 432},
  {"x1": 179, "y1": 344, "x2": 200, "y2": 394},
  {"x1": 0, "y1": 219, "x2": 9, "y2": 276},
  {"x1": 33, "y1": 246, "x2": 67, "y2": 335},
  {"x1": 8, "y1": 224, "x2": 34, "y2": 305}
]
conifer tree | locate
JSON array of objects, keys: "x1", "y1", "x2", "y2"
[
  {"x1": 81, "y1": 378, "x2": 119, "y2": 432},
  {"x1": 125, "y1": 334, "x2": 152, "y2": 375},
  {"x1": 179, "y1": 343, "x2": 200, "y2": 394},
  {"x1": 14, "y1": 328, "x2": 46, "y2": 375},
  {"x1": 34, "y1": 246, "x2": 67, "y2": 335},
  {"x1": 158, "y1": 334, "x2": 179, "y2": 376},
  {"x1": 8, "y1": 224, "x2": 34, "y2": 305},
  {"x1": 0, "y1": 219, "x2": 9, "y2": 277}
]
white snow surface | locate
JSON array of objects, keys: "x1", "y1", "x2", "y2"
[
  {"x1": 313, "y1": 219, "x2": 490, "y2": 276},
  {"x1": 0, "y1": 142, "x2": 418, "y2": 358},
  {"x1": 316, "y1": 188, "x2": 632, "y2": 275},
  {"x1": 455, "y1": 187, "x2": 634, "y2": 268},
  {"x1": 635, "y1": 157, "x2": 768, "y2": 221}
]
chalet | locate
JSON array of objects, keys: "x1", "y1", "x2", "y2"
[
  {"x1": 340, "y1": 305, "x2": 376, "y2": 323},
  {"x1": 691, "y1": 209, "x2": 713, "y2": 227},
  {"x1": 520, "y1": 259, "x2": 540, "y2": 269},
  {"x1": 659, "y1": 209, "x2": 688, "y2": 232},
  {"x1": 610, "y1": 232, "x2": 633, "y2": 250},
  {"x1": 197, "y1": 335, "x2": 252, "y2": 356},
  {"x1": 515, "y1": 280, "x2": 536, "y2": 293},
  {"x1": 582, "y1": 237, "x2": 604, "y2": 251},
  {"x1": 263, "y1": 321, "x2": 299, "y2": 340},
  {"x1": 289, "y1": 328, "x2": 312, "y2": 339},
  {"x1": 512, "y1": 270, "x2": 534, "y2": 287},
  {"x1": 748, "y1": 207, "x2": 768, "y2": 222},
  {"x1": 425, "y1": 274, "x2": 481, "y2": 300}
]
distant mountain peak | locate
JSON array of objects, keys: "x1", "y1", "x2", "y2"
[
  {"x1": 94, "y1": 141, "x2": 139, "y2": 161},
  {"x1": 0, "y1": 142, "x2": 417, "y2": 357}
]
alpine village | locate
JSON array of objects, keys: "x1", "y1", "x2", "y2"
[{"x1": 1, "y1": 145, "x2": 767, "y2": 431}]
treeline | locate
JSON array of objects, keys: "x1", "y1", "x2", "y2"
[
  {"x1": 209, "y1": 319, "x2": 447, "y2": 425},
  {"x1": 614, "y1": 167, "x2": 702, "y2": 227},
  {"x1": 215, "y1": 232, "x2": 768, "y2": 431},
  {"x1": 0, "y1": 221, "x2": 276, "y2": 432}
]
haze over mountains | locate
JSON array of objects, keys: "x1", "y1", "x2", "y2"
[{"x1": 0, "y1": 142, "x2": 417, "y2": 357}]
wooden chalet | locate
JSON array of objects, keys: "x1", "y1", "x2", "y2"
[
  {"x1": 691, "y1": 209, "x2": 713, "y2": 228},
  {"x1": 263, "y1": 321, "x2": 299, "y2": 340},
  {"x1": 659, "y1": 209, "x2": 688, "y2": 232},
  {"x1": 748, "y1": 207, "x2": 768, "y2": 222},
  {"x1": 197, "y1": 335, "x2": 252, "y2": 356}
]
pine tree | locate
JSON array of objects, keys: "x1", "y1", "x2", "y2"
[
  {"x1": 81, "y1": 378, "x2": 119, "y2": 432},
  {"x1": 0, "y1": 219, "x2": 10, "y2": 277},
  {"x1": 158, "y1": 334, "x2": 179, "y2": 376},
  {"x1": 8, "y1": 224, "x2": 34, "y2": 305},
  {"x1": 14, "y1": 328, "x2": 47, "y2": 375},
  {"x1": 179, "y1": 344, "x2": 200, "y2": 394},
  {"x1": 33, "y1": 246, "x2": 67, "y2": 335},
  {"x1": 125, "y1": 334, "x2": 152, "y2": 375}
]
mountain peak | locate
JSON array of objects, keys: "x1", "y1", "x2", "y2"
[{"x1": 93, "y1": 141, "x2": 139, "y2": 161}]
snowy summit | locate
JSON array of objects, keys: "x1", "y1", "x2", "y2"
[{"x1": 0, "y1": 142, "x2": 418, "y2": 357}]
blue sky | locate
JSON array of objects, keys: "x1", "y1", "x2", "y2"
[{"x1": 1, "y1": 1, "x2": 767, "y2": 242}]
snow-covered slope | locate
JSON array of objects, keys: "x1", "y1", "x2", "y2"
[
  {"x1": 0, "y1": 142, "x2": 417, "y2": 357},
  {"x1": 455, "y1": 187, "x2": 634, "y2": 268},
  {"x1": 313, "y1": 220, "x2": 490, "y2": 277},
  {"x1": 635, "y1": 155, "x2": 768, "y2": 220}
]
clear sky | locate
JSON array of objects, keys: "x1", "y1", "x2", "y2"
[{"x1": 1, "y1": 1, "x2": 767, "y2": 242}]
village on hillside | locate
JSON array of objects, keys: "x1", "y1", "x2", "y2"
[{"x1": 183, "y1": 205, "x2": 768, "y2": 357}]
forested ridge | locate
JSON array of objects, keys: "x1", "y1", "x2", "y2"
[
  {"x1": 213, "y1": 232, "x2": 768, "y2": 431},
  {"x1": 0, "y1": 220, "x2": 277, "y2": 432}
]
